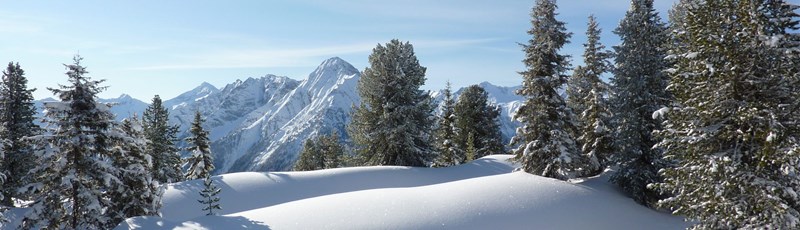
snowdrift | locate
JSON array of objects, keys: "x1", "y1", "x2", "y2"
[{"x1": 116, "y1": 155, "x2": 687, "y2": 229}]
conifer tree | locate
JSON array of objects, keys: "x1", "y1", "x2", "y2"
[
  {"x1": 465, "y1": 132, "x2": 476, "y2": 163},
  {"x1": 512, "y1": 0, "x2": 596, "y2": 180},
  {"x1": 321, "y1": 131, "x2": 344, "y2": 169},
  {"x1": 653, "y1": 1, "x2": 800, "y2": 228},
  {"x1": 294, "y1": 131, "x2": 344, "y2": 171},
  {"x1": 143, "y1": 95, "x2": 182, "y2": 183},
  {"x1": 198, "y1": 175, "x2": 221, "y2": 216},
  {"x1": 579, "y1": 85, "x2": 613, "y2": 171},
  {"x1": 566, "y1": 16, "x2": 612, "y2": 117},
  {"x1": 433, "y1": 81, "x2": 462, "y2": 167},
  {"x1": 0, "y1": 136, "x2": 7, "y2": 223},
  {"x1": 0, "y1": 62, "x2": 38, "y2": 206},
  {"x1": 294, "y1": 139, "x2": 319, "y2": 171},
  {"x1": 185, "y1": 111, "x2": 214, "y2": 180},
  {"x1": 347, "y1": 39, "x2": 435, "y2": 167},
  {"x1": 20, "y1": 56, "x2": 124, "y2": 229},
  {"x1": 608, "y1": 0, "x2": 670, "y2": 206},
  {"x1": 108, "y1": 115, "x2": 163, "y2": 227},
  {"x1": 567, "y1": 15, "x2": 614, "y2": 170},
  {"x1": 453, "y1": 85, "x2": 505, "y2": 160}
]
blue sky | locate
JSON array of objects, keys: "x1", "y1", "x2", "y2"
[{"x1": 0, "y1": 0, "x2": 683, "y2": 101}]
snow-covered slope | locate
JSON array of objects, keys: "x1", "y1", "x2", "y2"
[
  {"x1": 116, "y1": 155, "x2": 688, "y2": 229},
  {"x1": 163, "y1": 82, "x2": 219, "y2": 112},
  {"x1": 167, "y1": 75, "x2": 299, "y2": 142},
  {"x1": 99, "y1": 94, "x2": 150, "y2": 120}
]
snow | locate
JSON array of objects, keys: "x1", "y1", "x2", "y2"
[
  {"x1": 115, "y1": 155, "x2": 687, "y2": 229},
  {"x1": 767, "y1": 132, "x2": 776, "y2": 142},
  {"x1": 653, "y1": 107, "x2": 671, "y2": 119}
]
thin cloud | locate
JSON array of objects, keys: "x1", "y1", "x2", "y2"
[
  {"x1": 129, "y1": 38, "x2": 500, "y2": 71},
  {"x1": 296, "y1": 0, "x2": 524, "y2": 23}
]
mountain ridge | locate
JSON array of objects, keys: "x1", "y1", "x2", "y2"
[{"x1": 33, "y1": 57, "x2": 524, "y2": 172}]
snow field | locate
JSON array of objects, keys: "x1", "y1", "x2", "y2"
[{"x1": 117, "y1": 155, "x2": 688, "y2": 229}]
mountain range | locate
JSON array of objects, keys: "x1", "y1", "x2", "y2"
[{"x1": 34, "y1": 57, "x2": 524, "y2": 173}]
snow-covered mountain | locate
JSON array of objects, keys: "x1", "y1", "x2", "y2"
[
  {"x1": 31, "y1": 57, "x2": 527, "y2": 173},
  {"x1": 173, "y1": 58, "x2": 528, "y2": 172},
  {"x1": 163, "y1": 82, "x2": 220, "y2": 114},
  {"x1": 216, "y1": 57, "x2": 359, "y2": 172},
  {"x1": 34, "y1": 94, "x2": 149, "y2": 122},
  {"x1": 163, "y1": 57, "x2": 359, "y2": 172},
  {"x1": 166, "y1": 75, "x2": 299, "y2": 142}
]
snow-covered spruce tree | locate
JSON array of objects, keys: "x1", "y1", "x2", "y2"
[
  {"x1": 198, "y1": 175, "x2": 221, "y2": 216},
  {"x1": 293, "y1": 131, "x2": 344, "y2": 171},
  {"x1": 652, "y1": 1, "x2": 800, "y2": 228},
  {"x1": 567, "y1": 15, "x2": 614, "y2": 171},
  {"x1": 0, "y1": 135, "x2": 7, "y2": 223},
  {"x1": 454, "y1": 85, "x2": 505, "y2": 160},
  {"x1": 20, "y1": 56, "x2": 124, "y2": 229},
  {"x1": 667, "y1": 0, "x2": 691, "y2": 43},
  {"x1": 347, "y1": 39, "x2": 435, "y2": 167},
  {"x1": 433, "y1": 81, "x2": 462, "y2": 167},
  {"x1": 579, "y1": 85, "x2": 613, "y2": 173},
  {"x1": 143, "y1": 95, "x2": 183, "y2": 183},
  {"x1": 0, "y1": 62, "x2": 39, "y2": 207},
  {"x1": 108, "y1": 115, "x2": 163, "y2": 226},
  {"x1": 566, "y1": 15, "x2": 611, "y2": 118},
  {"x1": 512, "y1": 0, "x2": 596, "y2": 180},
  {"x1": 185, "y1": 111, "x2": 214, "y2": 180},
  {"x1": 607, "y1": 0, "x2": 670, "y2": 207}
]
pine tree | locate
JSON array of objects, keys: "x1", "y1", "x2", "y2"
[
  {"x1": 108, "y1": 115, "x2": 163, "y2": 227},
  {"x1": 465, "y1": 132, "x2": 476, "y2": 162},
  {"x1": 294, "y1": 139, "x2": 319, "y2": 171},
  {"x1": 0, "y1": 62, "x2": 38, "y2": 207},
  {"x1": 347, "y1": 39, "x2": 435, "y2": 167},
  {"x1": 143, "y1": 95, "x2": 182, "y2": 183},
  {"x1": 433, "y1": 81, "x2": 462, "y2": 167},
  {"x1": 321, "y1": 131, "x2": 344, "y2": 169},
  {"x1": 512, "y1": 0, "x2": 595, "y2": 180},
  {"x1": 20, "y1": 56, "x2": 124, "y2": 229},
  {"x1": 185, "y1": 111, "x2": 214, "y2": 180},
  {"x1": 608, "y1": 0, "x2": 671, "y2": 206},
  {"x1": 453, "y1": 85, "x2": 506, "y2": 160},
  {"x1": 567, "y1": 15, "x2": 614, "y2": 171},
  {"x1": 653, "y1": 1, "x2": 800, "y2": 228},
  {"x1": 198, "y1": 175, "x2": 221, "y2": 216},
  {"x1": 293, "y1": 131, "x2": 344, "y2": 171}
]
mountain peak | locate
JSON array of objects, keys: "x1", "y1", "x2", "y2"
[
  {"x1": 320, "y1": 56, "x2": 349, "y2": 68},
  {"x1": 314, "y1": 57, "x2": 358, "y2": 75},
  {"x1": 117, "y1": 94, "x2": 133, "y2": 100},
  {"x1": 198, "y1": 82, "x2": 218, "y2": 90},
  {"x1": 188, "y1": 82, "x2": 220, "y2": 95},
  {"x1": 304, "y1": 57, "x2": 359, "y2": 88},
  {"x1": 478, "y1": 81, "x2": 495, "y2": 87}
]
